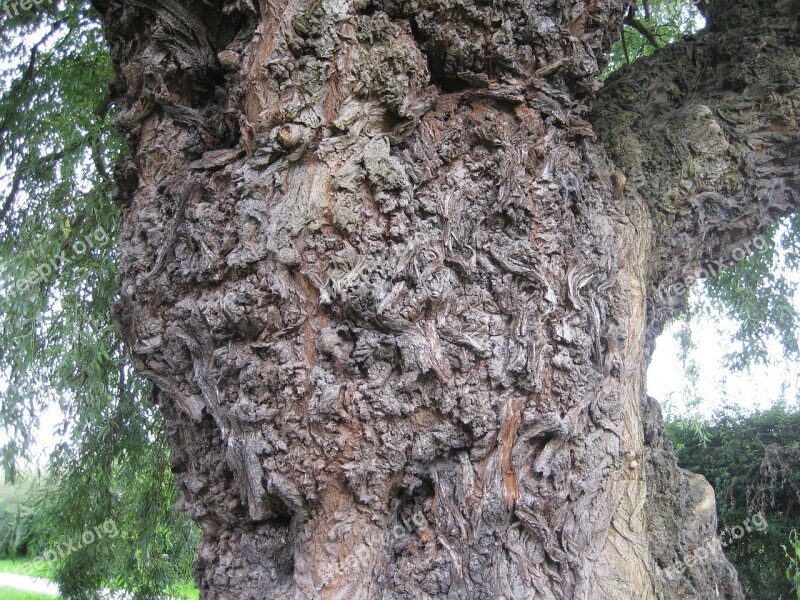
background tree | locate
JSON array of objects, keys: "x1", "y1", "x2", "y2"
[
  {"x1": 668, "y1": 404, "x2": 800, "y2": 599},
  {"x1": 786, "y1": 530, "x2": 800, "y2": 599}
]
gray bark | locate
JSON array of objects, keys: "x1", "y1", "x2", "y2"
[
  {"x1": 592, "y1": 0, "x2": 800, "y2": 348},
  {"x1": 94, "y1": 0, "x2": 798, "y2": 597}
]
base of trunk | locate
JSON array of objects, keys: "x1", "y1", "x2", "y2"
[{"x1": 163, "y1": 392, "x2": 743, "y2": 599}]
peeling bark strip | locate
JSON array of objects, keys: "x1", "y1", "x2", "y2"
[{"x1": 94, "y1": 0, "x2": 796, "y2": 596}]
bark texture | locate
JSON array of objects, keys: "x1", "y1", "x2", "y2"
[
  {"x1": 592, "y1": 0, "x2": 800, "y2": 346},
  {"x1": 95, "y1": 0, "x2": 798, "y2": 597}
]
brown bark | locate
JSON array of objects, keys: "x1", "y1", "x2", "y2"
[{"x1": 95, "y1": 0, "x2": 797, "y2": 597}]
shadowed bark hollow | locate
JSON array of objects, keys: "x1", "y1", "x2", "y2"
[{"x1": 94, "y1": 0, "x2": 798, "y2": 596}]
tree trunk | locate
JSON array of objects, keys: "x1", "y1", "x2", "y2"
[{"x1": 95, "y1": 0, "x2": 798, "y2": 597}]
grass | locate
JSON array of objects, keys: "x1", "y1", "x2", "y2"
[
  {"x1": 0, "y1": 561, "x2": 50, "y2": 579},
  {"x1": 171, "y1": 581, "x2": 200, "y2": 600},
  {"x1": 0, "y1": 559, "x2": 199, "y2": 600},
  {"x1": 0, "y1": 586, "x2": 57, "y2": 599}
]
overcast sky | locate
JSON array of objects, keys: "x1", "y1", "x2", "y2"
[{"x1": 649, "y1": 314, "x2": 799, "y2": 419}]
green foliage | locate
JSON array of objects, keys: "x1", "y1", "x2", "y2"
[
  {"x1": 0, "y1": 480, "x2": 37, "y2": 559},
  {"x1": 667, "y1": 404, "x2": 800, "y2": 599},
  {"x1": 604, "y1": 0, "x2": 702, "y2": 75},
  {"x1": 0, "y1": 0, "x2": 121, "y2": 482},
  {"x1": 0, "y1": 2, "x2": 199, "y2": 598},
  {"x1": 36, "y1": 389, "x2": 199, "y2": 599},
  {"x1": 702, "y1": 216, "x2": 800, "y2": 370},
  {"x1": 784, "y1": 530, "x2": 800, "y2": 599}
]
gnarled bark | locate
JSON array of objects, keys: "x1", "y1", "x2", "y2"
[
  {"x1": 95, "y1": 0, "x2": 797, "y2": 597},
  {"x1": 592, "y1": 0, "x2": 800, "y2": 347}
]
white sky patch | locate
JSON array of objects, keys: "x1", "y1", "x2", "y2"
[
  {"x1": 649, "y1": 214, "x2": 800, "y2": 420},
  {"x1": 649, "y1": 316, "x2": 800, "y2": 420}
]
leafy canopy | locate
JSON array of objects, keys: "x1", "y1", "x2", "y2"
[{"x1": 667, "y1": 404, "x2": 800, "y2": 599}]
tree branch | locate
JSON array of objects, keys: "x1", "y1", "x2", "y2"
[
  {"x1": 1, "y1": 133, "x2": 94, "y2": 227},
  {"x1": 91, "y1": 93, "x2": 113, "y2": 182},
  {"x1": 591, "y1": 0, "x2": 799, "y2": 342},
  {"x1": 0, "y1": 21, "x2": 69, "y2": 138},
  {"x1": 621, "y1": 26, "x2": 631, "y2": 64},
  {"x1": 623, "y1": 15, "x2": 660, "y2": 49}
]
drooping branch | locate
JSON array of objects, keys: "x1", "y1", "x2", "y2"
[
  {"x1": 621, "y1": 26, "x2": 632, "y2": 64},
  {"x1": 591, "y1": 0, "x2": 800, "y2": 344},
  {"x1": 0, "y1": 132, "x2": 98, "y2": 226}
]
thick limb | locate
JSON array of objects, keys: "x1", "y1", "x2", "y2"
[{"x1": 592, "y1": 0, "x2": 800, "y2": 343}]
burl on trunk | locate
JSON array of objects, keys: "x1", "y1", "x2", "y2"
[{"x1": 95, "y1": 0, "x2": 798, "y2": 596}]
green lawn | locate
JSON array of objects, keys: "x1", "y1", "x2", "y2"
[
  {"x1": 0, "y1": 559, "x2": 198, "y2": 600},
  {"x1": 171, "y1": 581, "x2": 200, "y2": 600},
  {"x1": 0, "y1": 561, "x2": 50, "y2": 578},
  {"x1": 0, "y1": 586, "x2": 57, "y2": 600}
]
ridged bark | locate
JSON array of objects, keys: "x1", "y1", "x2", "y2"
[{"x1": 94, "y1": 0, "x2": 798, "y2": 597}]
